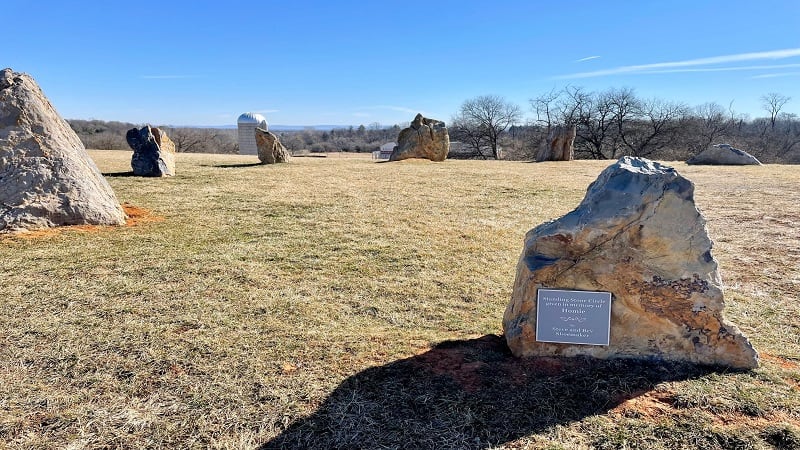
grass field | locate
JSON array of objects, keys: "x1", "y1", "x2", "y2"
[{"x1": 1, "y1": 151, "x2": 799, "y2": 449}]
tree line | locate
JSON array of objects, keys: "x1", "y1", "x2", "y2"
[
  {"x1": 276, "y1": 124, "x2": 401, "y2": 154},
  {"x1": 68, "y1": 88, "x2": 800, "y2": 163},
  {"x1": 67, "y1": 120, "x2": 401, "y2": 155},
  {"x1": 450, "y1": 89, "x2": 799, "y2": 163},
  {"x1": 68, "y1": 119, "x2": 239, "y2": 154}
]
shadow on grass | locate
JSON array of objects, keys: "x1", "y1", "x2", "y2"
[
  {"x1": 102, "y1": 171, "x2": 137, "y2": 177},
  {"x1": 202, "y1": 162, "x2": 264, "y2": 168},
  {"x1": 261, "y1": 334, "x2": 717, "y2": 449}
]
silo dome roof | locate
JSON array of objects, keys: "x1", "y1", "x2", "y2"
[{"x1": 237, "y1": 112, "x2": 268, "y2": 125}]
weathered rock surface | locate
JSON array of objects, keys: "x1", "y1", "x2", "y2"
[
  {"x1": 390, "y1": 113, "x2": 449, "y2": 162},
  {"x1": 503, "y1": 156, "x2": 758, "y2": 369},
  {"x1": 255, "y1": 127, "x2": 290, "y2": 164},
  {"x1": 535, "y1": 124, "x2": 576, "y2": 162},
  {"x1": 126, "y1": 125, "x2": 176, "y2": 176},
  {"x1": 687, "y1": 144, "x2": 761, "y2": 165},
  {"x1": 0, "y1": 68, "x2": 126, "y2": 232}
]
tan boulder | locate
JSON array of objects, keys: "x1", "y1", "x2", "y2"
[
  {"x1": 390, "y1": 113, "x2": 449, "y2": 162},
  {"x1": 0, "y1": 68, "x2": 126, "y2": 232},
  {"x1": 503, "y1": 156, "x2": 758, "y2": 369},
  {"x1": 152, "y1": 127, "x2": 176, "y2": 173},
  {"x1": 535, "y1": 124, "x2": 576, "y2": 162},
  {"x1": 255, "y1": 128, "x2": 290, "y2": 164}
]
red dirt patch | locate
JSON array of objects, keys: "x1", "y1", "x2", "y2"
[
  {"x1": 120, "y1": 203, "x2": 164, "y2": 227},
  {"x1": 610, "y1": 388, "x2": 800, "y2": 429},
  {"x1": 0, "y1": 203, "x2": 163, "y2": 241},
  {"x1": 415, "y1": 345, "x2": 486, "y2": 393},
  {"x1": 612, "y1": 390, "x2": 676, "y2": 419},
  {"x1": 761, "y1": 353, "x2": 800, "y2": 370},
  {"x1": 411, "y1": 335, "x2": 579, "y2": 393}
]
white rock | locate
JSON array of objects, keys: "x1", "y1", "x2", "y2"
[
  {"x1": 0, "y1": 68, "x2": 125, "y2": 232},
  {"x1": 687, "y1": 144, "x2": 761, "y2": 165}
]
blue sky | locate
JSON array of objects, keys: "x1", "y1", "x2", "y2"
[{"x1": 5, "y1": 0, "x2": 799, "y2": 126}]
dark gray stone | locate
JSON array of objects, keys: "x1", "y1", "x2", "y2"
[{"x1": 127, "y1": 125, "x2": 176, "y2": 176}]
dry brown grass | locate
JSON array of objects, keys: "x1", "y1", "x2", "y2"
[{"x1": 1, "y1": 151, "x2": 798, "y2": 449}]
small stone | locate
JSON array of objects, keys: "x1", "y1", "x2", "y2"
[
  {"x1": 503, "y1": 156, "x2": 758, "y2": 369},
  {"x1": 390, "y1": 113, "x2": 450, "y2": 162},
  {"x1": 126, "y1": 125, "x2": 176, "y2": 176}
]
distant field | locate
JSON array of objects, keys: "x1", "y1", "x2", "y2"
[{"x1": 1, "y1": 151, "x2": 798, "y2": 449}]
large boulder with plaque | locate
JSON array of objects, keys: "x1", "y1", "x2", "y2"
[{"x1": 503, "y1": 156, "x2": 758, "y2": 369}]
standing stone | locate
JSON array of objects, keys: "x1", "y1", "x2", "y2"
[
  {"x1": 503, "y1": 156, "x2": 758, "y2": 369},
  {"x1": 255, "y1": 127, "x2": 290, "y2": 164},
  {"x1": 535, "y1": 124, "x2": 576, "y2": 162},
  {"x1": 687, "y1": 143, "x2": 761, "y2": 165},
  {"x1": 126, "y1": 125, "x2": 176, "y2": 176},
  {"x1": 0, "y1": 68, "x2": 126, "y2": 232},
  {"x1": 390, "y1": 113, "x2": 450, "y2": 162}
]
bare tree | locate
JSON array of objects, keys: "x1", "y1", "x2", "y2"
[
  {"x1": 450, "y1": 116, "x2": 490, "y2": 158},
  {"x1": 761, "y1": 92, "x2": 791, "y2": 130},
  {"x1": 575, "y1": 90, "x2": 618, "y2": 159},
  {"x1": 685, "y1": 102, "x2": 730, "y2": 153},
  {"x1": 530, "y1": 88, "x2": 561, "y2": 130},
  {"x1": 451, "y1": 95, "x2": 522, "y2": 159},
  {"x1": 167, "y1": 128, "x2": 219, "y2": 153},
  {"x1": 620, "y1": 98, "x2": 688, "y2": 157},
  {"x1": 529, "y1": 87, "x2": 689, "y2": 159},
  {"x1": 530, "y1": 86, "x2": 588, "y2": 130},
  {"x1": 605, "y1": 87, "x2": 640, "y2": 158}
]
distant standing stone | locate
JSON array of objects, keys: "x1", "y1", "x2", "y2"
[
  {"x1": 503, "y1": 156, "x2": 759, "y2": 369},
  {"x1": 126, "y1": 125, "x2": 177, "y2": 176},
  {"x1": 255, "y1": 127, "x2": 290, "y2": 164},
  {"x1": 535, "y1": 124, "x2": 576, "y2": 162},
  {"x1": 687, "y1": 143, "x2": 761, "y2": 165},
  {"x1": 0, "y1": 68, "x2": 126, "y2": 232},
  {"x1": 390, "y1": 113, "x2": 450, "y2": 162}
]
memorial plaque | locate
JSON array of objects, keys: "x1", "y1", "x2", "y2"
[{"x1": 536, "y1": 289, "x2": 612, "y2": 346}]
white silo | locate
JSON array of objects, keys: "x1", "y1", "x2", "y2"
[{"x1": 237, "y1": 112, "x2": 269, "y2": 155}]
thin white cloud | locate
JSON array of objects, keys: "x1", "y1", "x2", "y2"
[
  {"x1": 556, "y1": 48, "x2": 800, "y2": 79},
  {"x1": 575, "y1": 55, "x2": 601, "y2": 63},
  {"x1": 352, "y1": 112, "x2": 371, "y2": 118},
  {"x1": 751, "y1": 71, "x2": 800, "y2": 79},
  {"x1": 643, "y1": 63, "x2": 800, "y2": 74}
]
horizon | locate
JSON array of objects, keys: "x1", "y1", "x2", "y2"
[{"x1": 6, "y1": 1, "x2": 800, "y2": 127}]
